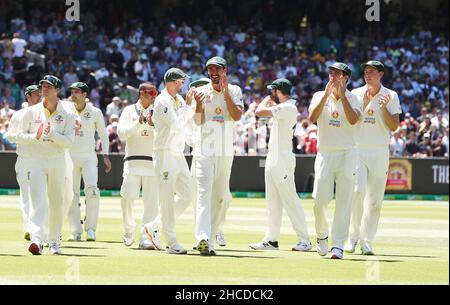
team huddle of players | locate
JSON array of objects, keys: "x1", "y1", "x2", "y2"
[{"x1": 6, "y1": 56, "x2": 401, "y2": 259}]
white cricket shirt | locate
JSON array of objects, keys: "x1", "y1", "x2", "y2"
[
  {"x1": 192, "y1": 83, "x2": 243, "y2": 157},
  {"x1": 311, "y1": 90, "x2": 362, "y2": 152},
  {"x1": 352, "y1": 85, "x2": 402, "y2": 148}
]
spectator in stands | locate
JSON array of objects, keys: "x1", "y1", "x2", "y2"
[
  {"x1": 11, "y1": 32, "x2": 26, "y2": 59},
  {"x1": 418, "y1": 133, "x2": 433, "y2": 157},
  {"x1": 390, "y1": 129, "x2": 406, "y2": 157},
  {"x1": 106, "y1": 96, "x2": 122, "y2": 121},
  {"x1": 108, "y1": 122, "x2": 122, "y2": 153},
  {"x1": 431, "y1": 136, "x2": 447, "y2": 157},
  {"x1": 405, "y1": 131, "x2": 421, "y2": 157}
]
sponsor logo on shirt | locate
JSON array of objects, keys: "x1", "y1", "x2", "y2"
[
  {"x1": 54, "y1": 115, "x2": 64, "y2": 124},
  {"x1": 329, "y1": 119, "x2": 341, "y2": 127},
  {"x1": 364, "y1": 109, "x2": 376, "y2": 124},
  {"x1": 212, "y1": 107, "x2": 225, "y2": 122},
  {"x1": 332, "y1": 111, "x2": 339, "y2": 119}
]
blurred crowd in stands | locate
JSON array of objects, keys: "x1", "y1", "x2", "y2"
[{"x1": 0, "y1": 0, "x2": 448, "y2": 157}]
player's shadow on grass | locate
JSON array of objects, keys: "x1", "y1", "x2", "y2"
[
  {"x1": 343, "y1": 258, "x2": 404, "y2": 263},
  {"x1": 370, "y1": 254, "x2": 438, "y2": 259},
  {"x1": 185, "y1": 253, "x2": 279, "y2": 259},
  {"x1": 0, "y1": 254, "x2": 25, "y2": 257},
  {"x1": 96, "y1": 240, "x2": 123, "y2": 244},
  {"x1": 62, "y1": 246, "x2": 107, "y2": 250},
  {"x1": 218, "y1": 249, "x2": 264, "y2": 254},
  {"x1": 59, "y1": 253, "x2": 106, "y2": 257}
]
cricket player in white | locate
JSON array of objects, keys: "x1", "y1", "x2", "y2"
[
  {"x1": 308, "y1": 63, "x2": 362, "y2": 259},
  {"x1": 15, "y1": 75, "x2": 76, "y2": 255},
  {"x1": 345, "y1": 61, "x2": 401, "y2": 255},
  {"x1": 67, "y1": 82, "x2": 111, "y2": 242},
  {"x1": 152, "y1": 68, "x2": 201, "y2": 255},
  {"x1": 4, "y1": 85, "x2": 41, "y2": 241},
  {"x1": 249, "y1": 79, "x2": 311, "y2": 252},
  {"x1": 192, "y1": 57, "x2": 243, "y2": 256},
  {"x1": 118, "y1": 82, "x2": 160, "y2": 249}
]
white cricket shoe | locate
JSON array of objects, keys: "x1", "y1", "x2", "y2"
[
  {"x1": 361, "y1": 241, "x2": 375, "y2": 256},
  {"x1": 216, "y1": 231, "x2": 227, "y2": 247},
  {"x1": 142, "y1": 223, "x2": 162, "y2": 250},
  {"x1": 68, "y1": 233, "x2": 82, "y2": 242},
  {"x1": 123, "y1": 233, "x2": 134, "y2": 247},
  {"x1": 28, "y1": 242, "x2": 43, "y2": 256},
  {"x1": 316, "y1": 238, "x2": 329, "y2": 256},
  {"x1": 292, "y1": 241, "x2": 312, "y2": 252},
  {"x1": 344, "y1": 239, "x2": 359, "y2": 254},
  {"x1": 86, "y1": 229, "x2": 96, "y2": 242},
  {"x1": 249, "y1": 241, "x2": 279, "y2": 251},
  {"x1": 139, "y1": 239, "x2": 156, "y2": 250},
  {"x1": 166, "y1": 243, "x2": 188, "y2": 255},
  {"x1": 330, "y1": 247, "x2": 344, "y2": 260},
  {"x1": 49, "y1": 243, "x2": 62, "y2": 255}
]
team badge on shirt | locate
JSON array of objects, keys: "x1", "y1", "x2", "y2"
[
  {"x1": 163, "y1": 171, "x2": 169, "y2": 181},
  {"x1": 141, "y1": 129, "x2": 149, "y2": 137},
  {"x1": 83, "y1": 112, "x2": 92, "y2": 120},
  {"x1": 332, "y1": 111, "x2": 339, "y2": 119},
  {"x1": 215, "y1": 107, "x2": 223, "y2": 115},
  {"x1": 367, "y1": 109, "x2": 374, "y2": 116}
]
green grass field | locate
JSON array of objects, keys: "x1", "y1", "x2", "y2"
[{"x1": 0, "y1": 196, "x2": 448, "y2": 285}]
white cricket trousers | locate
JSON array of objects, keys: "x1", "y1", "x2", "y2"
[
  {"x1": 68, "y1": 153, "x2": 99, "y2": 235},
  {"x1": 120, "y1": 173, "x2": 159, "y2": 235},
  {"x1": 154, "y1": 151, "x2": 193, "y2": 246},
  {"x1": 194, "y1": 155, "x2": 233, "y2": 249},
  {"x1": 349, "y1": 147, "x2": 389, "y2": 243},
  {"x1": 190, "y1": 158, "x2": 232, "y2": 234},
  {"x1": 264, "y1": 154, "x2": 310, "y2": 243},
  {"x1": 28, "y1": 155, "x2": 67, "y2": 245},
  {"x1": 313, "y1": 149, "x2": 357, "y2": 250},
  {"x1": 15, "y1": 156, "x2": 31, "y2": 233}
]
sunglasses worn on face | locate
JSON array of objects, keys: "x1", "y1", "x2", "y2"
[{"x1": 142, "y1": 89, "x2": 157, "y2": 97}]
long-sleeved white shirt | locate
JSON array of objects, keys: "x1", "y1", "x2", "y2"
[
  {"x1": 152, "y1": 89, "x2": 194, "y2": 154},
  {"x1": 118, "y1": 102, "x2": 155, "y2": 176},
  {"x1": 13, "y1": 101, "x2": 76, "y2": 159},
  {"x1": 4, "y1": 108, "x2": 30, "y2": 157},
  {"x1": 68, "y1": 102, "x2": 109, "y2": 156}
]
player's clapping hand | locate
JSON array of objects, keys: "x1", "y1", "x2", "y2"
[
  {"x1": 186, "y1": 88, "x2": 196, "y2": 106},
  {"x1": 324, "y1": 79, "x2": 335, "y2": 97},
  {"x1": 103, "y1": 156, "x2": 112, "y2": 174},
  {"x1": 194, "y1": 91, "x2": 206, "y2": 104},
  {"x1": 139, "y1": 111, "x2": 145, "y2": 124},
  {"x1": 379, "y1": 94, "x2": 391, "y2": 109},
  {"x1": 219, "y1": 73, "x2": 229, "y2": 92},
  {"x1": 43, "y1": 122, "x2": 51, "y2": 135},
  {"x1": 262, "y1": 95, "x2": 276, "y2": 107},
  {"x1": 146, "y1": 111, "x2": 153, "y2": 126},
  {"x1": 36, "y1": 123, "x2": 44, "y2": 140},
  {"x1": 336, "y1": 76, "x2": 346, "y2": 99}
]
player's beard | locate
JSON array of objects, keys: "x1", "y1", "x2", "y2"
[{"x1": 272, "y1": 94, "x2": 280, "y2": 104}]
